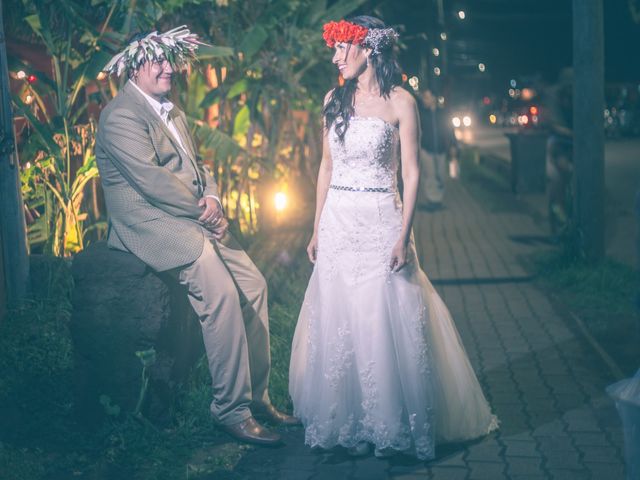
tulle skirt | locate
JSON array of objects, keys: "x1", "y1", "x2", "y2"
[{"x1": 289, "y1": 190, "x2": 498, "y2": 460}]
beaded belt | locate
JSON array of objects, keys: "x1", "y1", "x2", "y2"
[{"x1": 329, "y1": 184, "x2": 393, "y2": 193}]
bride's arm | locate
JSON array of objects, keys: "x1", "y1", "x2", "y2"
[
  {"x1": 307, "y1": 93, "x2": 334, "y2": 263},
  {"x1": 390, "y1": 89, "x2": 421, "y2": 271}
]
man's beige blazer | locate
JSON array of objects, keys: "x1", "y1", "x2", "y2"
[{"x1": 96, "y1": 81, "x2": 218, "y2": 271}]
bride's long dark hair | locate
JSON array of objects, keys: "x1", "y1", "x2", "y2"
[{"x1": 323, "y1": 15, "x2": 402, "y2": 142}]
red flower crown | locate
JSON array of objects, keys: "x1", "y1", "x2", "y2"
[{"x1": 322, "y1": 20, "x2": 368, "y2": 48}]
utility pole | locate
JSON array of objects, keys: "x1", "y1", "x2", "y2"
[
  {"x1": 0, "y1": 0, "x2": 29, "y2": 313},
  {"x1": 573, "y1": 0, "x2": 605, "y2": 261}
]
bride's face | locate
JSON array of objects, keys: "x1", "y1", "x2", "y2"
[{"x1": 332, "y1": 42, "x2": 368, "y2": 80}]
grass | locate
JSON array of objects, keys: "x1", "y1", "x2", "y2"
[
  {"x1": 458, "y1": 145, "x2": 640, "y2": 376},
  {"x1": 0, "y1": 227, "x2": 312, "y2": 479},
  {"x1": 532, "y1": 250, "x2": 640, "y2": 375}
]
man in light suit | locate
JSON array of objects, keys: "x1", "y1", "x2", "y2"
[{"x1": 95, "y1": 28, "x2": 297, "y2": 446}]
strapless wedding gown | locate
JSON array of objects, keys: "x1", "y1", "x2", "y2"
[{"x1": 289, "y1": 116, "x2": 498, "y2": 460}]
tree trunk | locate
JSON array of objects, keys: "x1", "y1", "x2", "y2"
[
  {"x1": 573, "y1": 0, "x2": 605, "y2": 261},
  {"x1": 0, "y1": 0, "x2": 29, "y2": 312}
]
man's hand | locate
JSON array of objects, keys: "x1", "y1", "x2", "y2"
[
  {"x1": 198, "y1": 196, "x2": 223, "y2": 224},
  {"x1": 198, "y1": 197, "x2": 228, "y2": 239},
  {"x1": 208, "y1": 217, "x2": 229, "y2": 240}
]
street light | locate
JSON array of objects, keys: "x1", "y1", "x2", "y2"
[
  {"x1": 432, "y1": 47, "x2": 440, "y2": 57},
  {"x1": 440, "y1": 32, "x2": 447, "y2": 41},
  {"x1": 478, "y1": 63, "x2": 486, "y2": 72},
  {"x1": 434, "y1": 67, "x2": 441, "y2": 76},
  {"x1": 457, "y1": 10, "x2": 466, "y2": 20}
]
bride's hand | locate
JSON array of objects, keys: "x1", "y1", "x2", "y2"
[
  {"x1": 389, "y1": 239, "x2": 408, "y2": 272},
  {"x1": 307, "y1": 233, "x2": 319, "y2": 264}
]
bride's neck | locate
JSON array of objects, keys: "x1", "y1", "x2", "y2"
[{"x1": 356, "y1": 66, "x2": 379, "y2": 95}]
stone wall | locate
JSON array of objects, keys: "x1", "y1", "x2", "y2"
[{"x1": 70, "y1": 242, "x2": 204, "y2": 425}]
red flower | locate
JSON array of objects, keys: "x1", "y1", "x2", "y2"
[{"x1": 322, "y1": 20, "x2": 368, "y2": 48}]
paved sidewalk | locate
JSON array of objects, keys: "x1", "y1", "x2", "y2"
[{"x1": 227, "y1": 180, "x2": 627, "y2": 480}]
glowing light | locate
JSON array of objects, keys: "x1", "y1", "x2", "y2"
[
  {"x1": 478, "y1": 63, "x2": 486, "y2": 72},
  {"x1": 437, "y1": 96, "x2": 445, "y2": 105},
  {"x1": 96, "y1": 71, "x2": 107, "y2": 81},
  {"x1": 24, "y1": 95, "x2": 33, "y2": 105},
  {"x1": 408, "y1": 76, "x2": 419, "y2": 91},
  {"x1": 452, "y1": 116, "x2": 461, "y2": 128},
  {"x1": 521, "y1": 88, "x2": 535, "y2": 101},
  {"x1": 458, "y1": 10, "x2": 466, "y2": 20},
  {"x1": 440, "y1": 32, "x2": 447, "y2": 41},
  {"x1": 434, "y1": 67, "x2": 441, "y2": 76},
  {"x1": 483, "y1": 96, "x2": 491, "y2": 105},
  {"x1": 16, "y1": 70, "x2": 26, "y2": 79},
  {"x1": 510, "y1": 79, "x2": 517, "y2": 88},
  {"x1": 432, "y1": 48, "x2": 440, "y2": 56},
  {"x1": 25, "y1": 162, "x2": 31, "y2": 169},
  {"x1": 529, "y1": 106, "x2": 538, "y2": 115},
  {"x1": 402, "y1": 73, "x2": 408, "y2": 83},
  {"x1": 518, "y1": 115, "x2": 529, "y2": 126},
  {"x1": 462, "y1": 115, "x2": 472, "y2": 127},
  {"x1": 508, "y1": 88, "x2": 516, "y2": 97},
  {"x1": 274, "y1": 192, "x2": 287, "y2": 212},
  {"x1": 489, "y1": 114, "x2": 497, "y2": 124},
  {"x1": 27, "y1": 74, "x2": 37, "y2": 84}
]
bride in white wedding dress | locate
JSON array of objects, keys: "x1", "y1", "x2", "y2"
[{"x1": 289, "y1": 15, "x2": 498, "y2": 460}]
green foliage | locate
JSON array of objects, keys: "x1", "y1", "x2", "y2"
[
  {"x1": 9, "y1": 0, "x2": 122, "y2": 256},
  {"x1": 0, "y1": 256, "x2": 74, "y2": 449}
]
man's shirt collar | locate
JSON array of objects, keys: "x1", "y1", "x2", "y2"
[{"x1": 129, "y1": 80, "x2": 175, "y2": 119}]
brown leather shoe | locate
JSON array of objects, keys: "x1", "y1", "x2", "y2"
[
  {"x1": 251, "y1": 402, "x2": 302, "y2": 426},
  {"x1": 218, "y1": 416, "x2": 282, "y2": 446}
]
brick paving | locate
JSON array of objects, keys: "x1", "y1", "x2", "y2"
[{"x1": 225, "y1": 180, "x2": 627, "y2": 480}]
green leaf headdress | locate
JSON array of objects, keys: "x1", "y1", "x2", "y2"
[{"x1": 102, "y1": 25, "x2": 208, "y2": 77}]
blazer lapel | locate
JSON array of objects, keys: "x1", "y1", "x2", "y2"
[
  {"x1": 170, "y1": 110, "x2": 203, "y2": 188},
  {"x1": 171, "y1": 110, "x2": 198, "y2": 161}
]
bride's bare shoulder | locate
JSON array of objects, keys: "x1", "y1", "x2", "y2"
[{"x1": 389, "y1": 86, "x2": 417, "y2": 117}]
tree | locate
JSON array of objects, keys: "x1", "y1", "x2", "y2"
[
  {"x1": 572, "y1": 0, "x2": 605, "y2": 262},
  {"x1": 0, "y1": 0, "x2": 29, "y2": 309}
]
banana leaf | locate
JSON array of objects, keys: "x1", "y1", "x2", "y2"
[
  {"x1": 238, "y1": 25, "x2": 268, "y2": 61},
  {"x1": 197, "y1": 45, "x2": 235, "y2": 60}
]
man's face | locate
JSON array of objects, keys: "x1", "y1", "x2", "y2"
[{"x1": 133, "y1": 58, "x2": 173, "y2": 99}]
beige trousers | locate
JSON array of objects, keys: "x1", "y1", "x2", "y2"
[{"x1": 174, "y1": 231, "x2": 271, "y2": 425}]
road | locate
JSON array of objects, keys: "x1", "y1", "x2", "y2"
[{"x1": 466, "y1": 125, "x2": 640, "y2": 267}]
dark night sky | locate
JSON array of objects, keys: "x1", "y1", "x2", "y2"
[{"x1": 381, "y1": 0, "x2": 640, "y2": 91}]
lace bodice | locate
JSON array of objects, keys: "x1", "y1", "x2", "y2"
[{"x1": 329, "y1": 116, "x2": 399, "y2": 190}]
